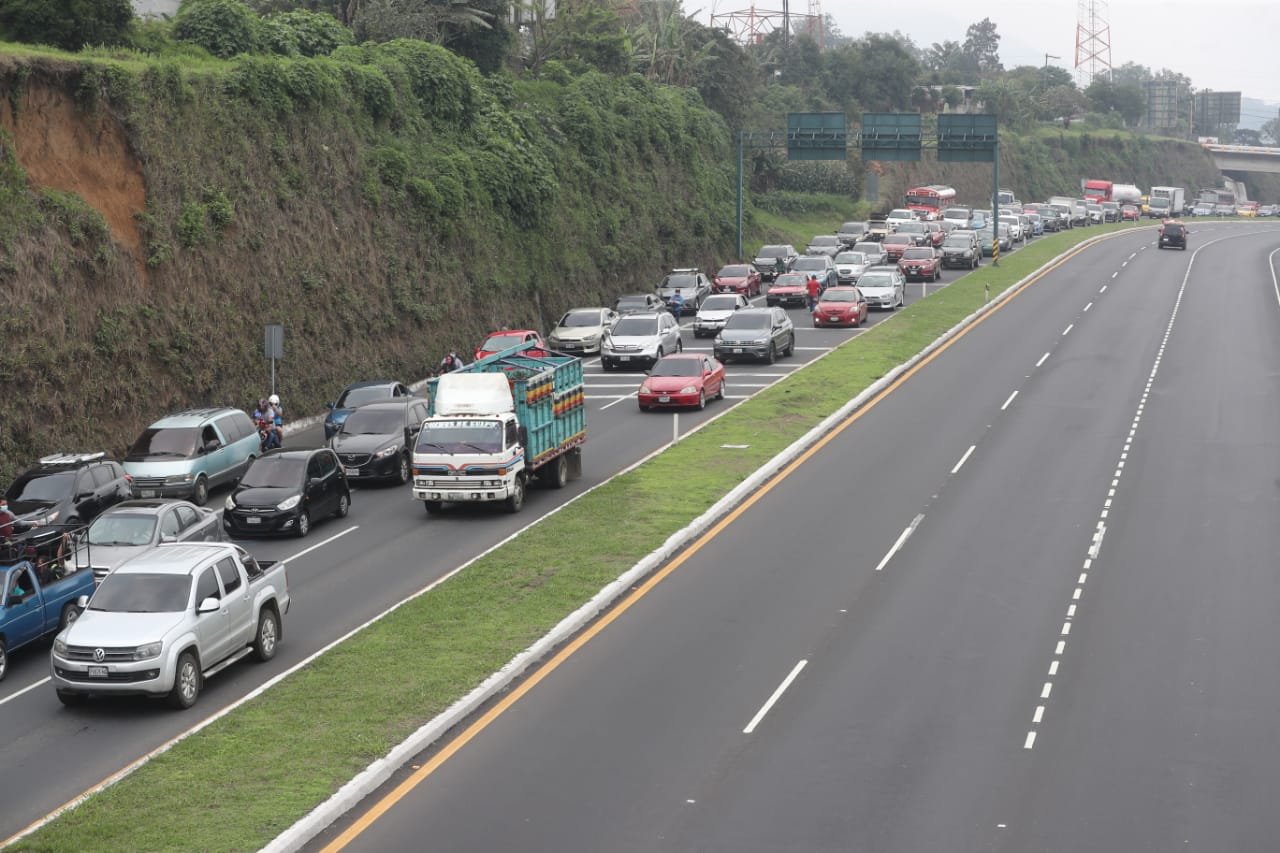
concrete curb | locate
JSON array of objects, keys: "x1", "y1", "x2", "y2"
[{"x1": 265, "y1": 230, "x2": 1134, "y2": 852}]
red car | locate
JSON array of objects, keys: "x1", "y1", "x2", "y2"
[
  {"x1": 713, "y1": 264, "x2": 762, "y2": 297},
  {"x1": 898, "y1": 247, "x2": 941, "y2": 282},
  {"x1": 1121, "y1": 204, "x2": 1141, "y2": 221},
  {"x1": 765, "y1": 272, "x2": 809, "y2": 308},
  {"x1": 475, "y1": 330, "x2": 548, "y2": 360},
  {"x1": 923, "y1": 222, "x2": 947, "y2": 248},
  {"x1": 637, "y1": 353, "x2": 726, "y2": 411},
  {"x1": 882, "y1": 233, "x2": 916, "y2": 262},
  {"x1": 812, "y1": 286, "x2": 868, "y2": 328}
]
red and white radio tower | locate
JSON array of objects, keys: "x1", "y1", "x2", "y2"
[
  {"x1": 1074, "y1": 0, "x2": 1112, "y2": 86},
  {"x1": 709, "y1": 1, "x2": 824, "y2": 50}
]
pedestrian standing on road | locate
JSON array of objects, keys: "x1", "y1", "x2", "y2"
[{"x1": 805, "y1": 274, "x2": 822, "y2": 312}]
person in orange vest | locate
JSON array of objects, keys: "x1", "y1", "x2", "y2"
[{"x1": 805, "y1": 274, "x2": 823, "y2": 312}]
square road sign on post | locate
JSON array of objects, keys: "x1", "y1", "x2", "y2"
[
  {"x1": 787, "y1": 112, "x2": 847, "y2": 161},
  {"x1": 859, "y1": 113, "x2": 922, "y2": 162},
  {"x1": 937, "y1": 114, "x2": 998, "y2": 162}
]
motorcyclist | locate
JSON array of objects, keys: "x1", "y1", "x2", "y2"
[{"x1": 438, "y1": 350, "x2": 464, "y2": 373}]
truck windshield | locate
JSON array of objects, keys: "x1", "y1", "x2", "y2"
[
  {"x1": 91, "y1": 573, "x2": 191, "y2": 613},
  {"x1": 416, "y1": 422, "x2": 503, "y2": 454}
]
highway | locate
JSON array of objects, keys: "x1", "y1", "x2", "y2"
[
  {"x1": 306, "y1": 223, "x2": 1280, "y2": 852},
  {"x1": 0, "y1": 260, "x2": 955, "y2": 843}
]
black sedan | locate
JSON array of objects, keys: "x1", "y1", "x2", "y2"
[
  {"x1": 223, "y1": 449, "x2": 350, "y2": 538},
  {"x1": 79, "y1": 499, "x2": 225, "y2": 582},
  {"x1": 330, "y1": 397, "x2": 430, "y2": 485}
]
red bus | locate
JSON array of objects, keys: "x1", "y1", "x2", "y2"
[{"x1": 904, "y1": 185, "x2": 956, "y2": 219}]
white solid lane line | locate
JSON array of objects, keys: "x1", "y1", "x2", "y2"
[
  {"x1": 0, "y1": 676, "x2": 52, "y2": 707},
  {"x1": 874, "y1": 513, "x2": 924, "y2": 572},
  {"x1": 743, "y1": 659, "x2": 808, "y2": 734}
]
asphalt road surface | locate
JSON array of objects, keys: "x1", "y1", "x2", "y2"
[
  {"x1": 309, "y1": 223, "x2": 1280, "y2": 853},
  {"x1": 0, "y1": 250, "x2": 969, "y2": 843}
]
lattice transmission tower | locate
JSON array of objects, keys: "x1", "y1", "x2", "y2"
[
  {"x1": 1074, "y1": 0, "x2": 1112, "y2": 87},
  {"x1": 709, "y1": 1, "x2": 824, "y2": 50}
]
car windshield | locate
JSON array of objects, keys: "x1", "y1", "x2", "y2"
[
  {"x1": 853, "y1": 243, "x2": 880, "y2": 254},
  {"x1": 87, "y1": 514, "x2": 157, "y2": 546},
  {"x1": 943, "y1": 237, "x2": 972, "y2": 248},
  {"x1": 559, "y1": 311, "x2": 601, "y2": 328},
  {"x1": 7, "y1": 471, "x2": 74, "y2": 503},
  {"x1": 724, "y1": 313, "x2": 771, "y2": 330},
  {"x1": 884, "y1": 235, "x2": 913, "y2": 245},
  {"x1": 700, "y1": 295, "x2": 741, "y2": 311},
  {"x1": 479, "y1": 333, "x2": 527, "y2": 352},
  {"x1": 838, "y1": 223, "x2": 866, "y2": 234},
  {"x1": 791, "y1": 259, "x2": 825, "y2": 271},
  {"x1": 758, "y1": 246, "x2": 789, "y2": 257},
  {"x1": 660, "y1": 273, "x2": 698, "y2": 289},
  {"x1": 943, "y1": 208, "x2": 969, "y2": 219},
  {"x1": 650, "y1": 359, "x2": 701, "y2": 377},
  {"x1": 897, "y1": 222, "x2": 925, "y2": 233},
  {"x1": 340, "y1": 407, "x2": 405, "y2": 435},
  {"x1": 415, "y1": 421, "x2": 503, "y2": 454},
  {"x1": 820, "y1": 290, "x2": 858, "y2": 303},
  {"x1": 888, "y1": 209, "x2": 912, "y2": 219},
  {"x1": 773, "y1": 274, "x2": 806, "y2": 287},
  {"x1": 616, "y1": 296, "x2": 650, "y2": 310},
  {"x1": 90, "y1": 573, "x2": 191, "y2": 613},
  {"x1": 717, "y1": 265, "x2": 750, "y2": 277},
  {"x1": 902, "y1": 248, "x2": 933, "y2": 259},
  {"x1": 240, "y1": 457, "x2": 305, "y2": 488},
  {"x1": 810, "y1": 236, "x2": 839, "y2": 245},
  {"x1": 860, "y1": 274, "x2": 893, "y2": 288},
  {"x1": 128, "y1": 427, "x2": 198, "y2": 459},
  {"x1": 612, "y1": 317, "x2": 659, "y2": 336},
  {"x1": 835, "y1": 253, "x2": 866, "y2": 264},
  {"x1": 338, "y1": 385, "x2": 394, "y2": 408}
]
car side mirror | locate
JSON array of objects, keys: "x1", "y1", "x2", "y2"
[
  {"x1": 310, "y1": 477, "x2": 323, "y2": 487},
  {"x1": 77, "y1": 594, "x2": 89, "y2": 608},
  {"x1": 159, "y1": 533, "x2": 176, "y2": 544},
  {"x1": 198, "y1": 597, "x2": 220, "y2": 614},
  {"x1": 326, "y1": 402, "x2": 336, "y2": 409}
]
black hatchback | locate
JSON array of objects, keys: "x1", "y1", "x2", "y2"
[
  {"x1": 330, "y1": 397, "x2": 430, "y2": 485},
  {"x1": 223, "y1": 449, "x2": 350, "y2": 538},
  {"x1": 1157, "y1": 220, "x2": 1187, "y2": 250}
]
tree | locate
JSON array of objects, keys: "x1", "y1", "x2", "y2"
[
  {"x1": 962, "y1": 17, "x2": 1001, "y2": 76},
  {"x1": 529, "y1": 3, "x2": 629, "y2": 75},
  {"x1": 1040, "y1": 84, "x2": 1085, "y2": 127},
  {"x1": 0, "y1": 0, "x2": 134, "y2": 51},
  {"x1": 1262, "y1": 116, "x2": 1280, "y2": 145},
  {"x1": 847, "y1": 33, "x2": 921, "y2": 111},
  {"x1": 173, "y1": 0, "x2": 262, "y2": 58},
  {"x1": 923, "y1": 40, "x2": 976, "y2": 81},
  {"x1": 354, "y1": 0, "x2": 495, "y2": 51},
  {"x1": 1084, "y1": 78, "x2": 1145, "y2": 126}
]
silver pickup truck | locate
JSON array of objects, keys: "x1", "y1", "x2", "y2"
[{"x1": 50, "y1": 542, "x2": 289, "y2": 709}]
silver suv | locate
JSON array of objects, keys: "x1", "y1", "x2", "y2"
[
  {"x1": 601, "y1": 312, "x2": 682, "y2": 371},
  {"x1": 713, "y1": 307, "x2": 795, "y2": 365}
]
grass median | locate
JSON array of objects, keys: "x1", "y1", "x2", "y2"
[{"x1": 12, "y1": 222, "x2": 1145, "y2": 853}]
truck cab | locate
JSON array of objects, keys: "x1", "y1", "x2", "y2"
[{"x1": 1, "y1": 527, "x2": 96, "y2": 681}]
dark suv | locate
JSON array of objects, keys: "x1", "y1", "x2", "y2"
[
  {"x1": 330, "y1": 397, "x2": 430, "y2": 484},
  {"x1": 5, "y1": 452, "x2": 132, "y2": 529},
  {"x1": 1157, "y1": 220, "x2": 1187, "y2": 250}
]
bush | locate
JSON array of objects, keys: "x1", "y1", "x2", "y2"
[
  {"x1": 265, "y1": 10, "x2": 352, "y2": 58},
  {"x1": 173, "y1": 0, "x2": 262, "y2": 59},
  {"x1": 0, "y1": 0, "x2": 133, "y2": 52}
]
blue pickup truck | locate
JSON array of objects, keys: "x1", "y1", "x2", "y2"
[{"x1": 1, "y1": 531, "x2": 96, "y2": 681}]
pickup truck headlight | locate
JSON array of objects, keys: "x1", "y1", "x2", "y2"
[
  {"x1": 53, "y1": 638, "x2": 67, "y2": 656},
  {"x1": 225, "y1": 495, "x2": 236, "y2": 510},
  {"x1": 133, "y1": 641, "x2": 162, "y2": 661},
  {"x1": 277, "y1": 495, "x2": 301, "y2": 511}
]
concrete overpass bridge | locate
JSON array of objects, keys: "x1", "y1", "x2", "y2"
[{"x1": 1202, "y1": 143, "x2": 1280, "y2": 175}]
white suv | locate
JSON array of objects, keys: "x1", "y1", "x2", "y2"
[{"x1": 601, "y1": 312, "x2": 682, "y2": 371}]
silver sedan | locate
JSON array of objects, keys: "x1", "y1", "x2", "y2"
[{"x1": 77, "y1": 499, "x2": 226, "y2": 582}]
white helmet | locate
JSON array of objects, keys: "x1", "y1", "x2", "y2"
[{"x1": 268, "y1": 394, "x2": 280, "y2": 405}]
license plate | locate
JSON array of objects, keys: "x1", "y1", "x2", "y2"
[
  {"x1": 246, "y1": 516, "x2": 262, "y2": 525},
  {"x1": 448, "y1": 492, "x2": 462, "y2": 500},
  {"x1": 733, "y1": 347, "x2": 743, "y2": 354},
  {"x1": 140, "y1": 490, "x2": 157, "y2": 498},
  {"x1": 88, "y1": 666, "x2": 108, "y2": 679},
  {"x1": 345, "y1": 467, "x2": 360, "y2": 477},
  {"x1": 658, "y1": 396, "x2": 671, "y2": 403},
  {"x1": 620, "y1": 355, "x2": 630, "y2": 362}
]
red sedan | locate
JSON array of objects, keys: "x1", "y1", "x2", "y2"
[
  {"x1": 1121, "y1": 204, "x2": 1141, "y2": 221},
  {"x1": 765, "y1": 272, "x2": 809, "y2": 308},
  {"x1": 475, "y1": 330, "x2": 548, "y2": 360},
  {"x1": 898, "y1": 247, "x2": 941, "y2": 282},
  {"x1": 637, "y1": 353, "x2": 726, "y2": 411},
  {"x1": 812, "y1": 286, "x2": 868, "y2": 328},
  {"x1": 713, "y1": 264, "x2": 762, "y2": 297},
  {"x1": 882, "y1": 233, "x2": 915, "y2": 262}
]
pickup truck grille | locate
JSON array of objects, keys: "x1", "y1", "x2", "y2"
[{"x1": 62, "y1": 645, "x2": 138, "y2": 662}]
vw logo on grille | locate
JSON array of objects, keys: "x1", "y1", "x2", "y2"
[{"x1": 93, "y1": 648, "x2": 106, "y2": 662}]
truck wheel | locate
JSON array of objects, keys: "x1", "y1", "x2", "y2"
[
  {"x1": 0, "y1": 639, "x2": 7, "y2": 682},
  {"x1": 56, "y1": 689, "x2": 87, "y2": 707},
  {"x1": 252, "y1": 607, "x2": 280, "y2": 662},
  {"x1": 505, "y1": 475, "x2": 526, "y2": 513},
  {"x1": 423, "y1": 500, "x2": 443, "y2": 514},
  {"x1": 167, "y1": 651, "x2": 201, "y2": 710},
  {"x1": 59, "y1": 603, "x2": 80, "y2": 631},
  {"x1": 294, "y1": 510, "x2": 310, "y2": 538},
  {"x1": 191, "y1": 476, "x2": 209, "y2": 507},
  {"x1": 546, "y1": 455, "x2": 568, "y2": 489}
]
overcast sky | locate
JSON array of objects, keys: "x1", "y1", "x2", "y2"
[{"x1": 812, "y1": 0, "x2": 1280, "y2": 119}]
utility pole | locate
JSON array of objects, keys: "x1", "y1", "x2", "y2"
[{"x1": 1043, "y1": 54, "x2": 1060, "y2": 89}]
